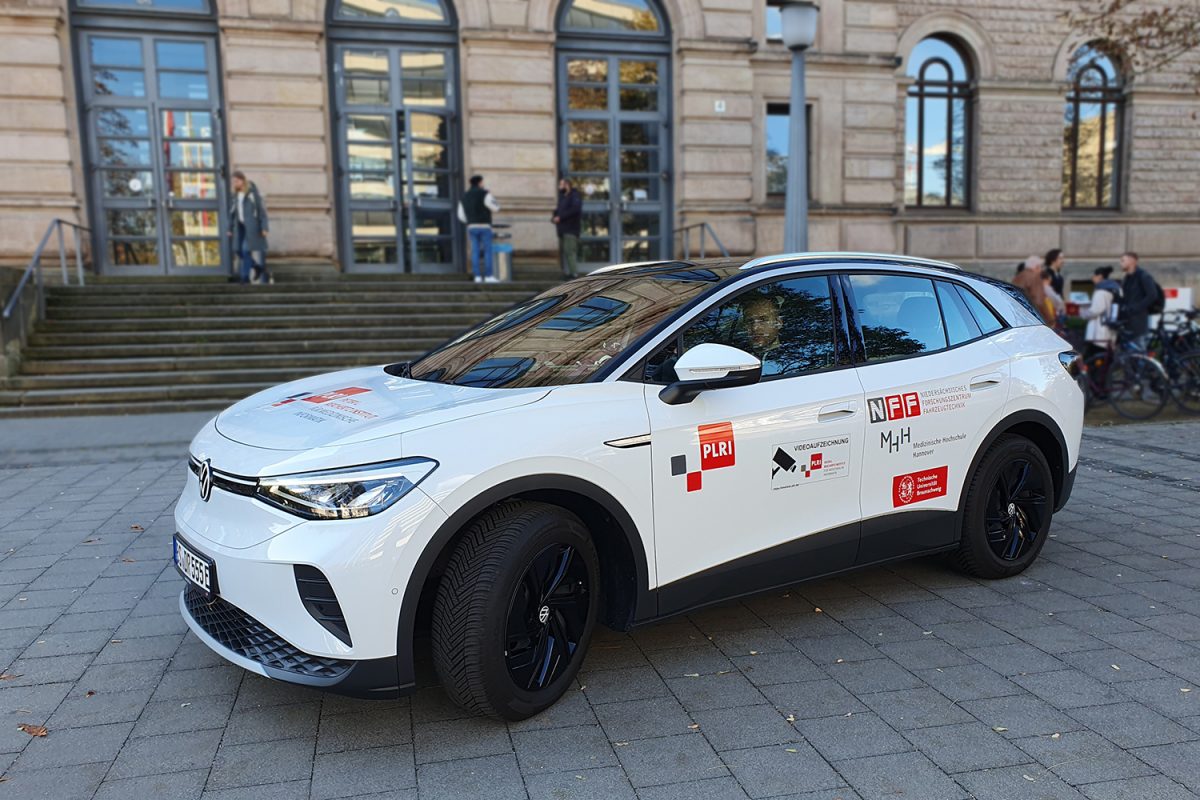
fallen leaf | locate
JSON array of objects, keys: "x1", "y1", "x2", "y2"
[
  {"x1": 82, "y1": 538, "x2": 98, "y2": 544},
  {"x1": 85, "y1": 691, "x2": 95, "y2": 698},
  {"x1": 688, "y1": 724, "x2": 699, "y2": 730},
  {"x1": 110, "y1": 640, "x2": 122, "y2": 644},
  {"x1": 923, "y1": 630, "x2": 932, "y2": 635},
  {"x1": 17, "y1": 723, "x2": 47, "y2": 737},
  {"x1": 614, "y1": 741, "x2": 629, "y2": 747},
  {"x1": 749, "y1": 650, "x2": 758, "y2": 656},
  {"x1": 1023, "y1": 774, "x2": 1037, "y2": 782},
  {"x1": 813, "y1": 607, "x2": 822, "y2": 613},
  {"x1": 181, "y1": 702, "x2": 191, "y2": 708},
  {"x1": 130, "y1": 525, "x2": 144, "y2": 532},
  {"x1": 1181, "y1": 688, "x2": 1192, "y2": 693},
  {"x1": 683, "y1": 673, "x2": 700, "y2": 678},
  {"x1": 835, "y1": 658, "x2": 844, "y2": 664},
  {"x1": 120, "y1": 557, "x2": 136, "y2": 564},
  {"x1": 993, "y1": 726, "x2": 1008, "y2": 732},
  {"x1": 17, "y1": 598, "x2": 26, "y2": 602},
  {"x1": 0, "y1": 673, "x2": 21, "y2": 681},
  {"x1": 785, "y1": 714, "x2": 796, "y2": 723},
  {"x1": 785, "y1": 748, "x2": 798, "y2": 753},
  {"x1": 1051, "y1": 733, "x2": 1060, "y2": 739},
  {"x1": 1111, "y1": 665, "x2": 1121, "y2": 671}
]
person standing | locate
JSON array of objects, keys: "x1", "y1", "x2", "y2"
[
  {"x1": 552, "y1": 177, "x2": 583, "y2": 279},
  {"x1": 1013, "y1": 255, "x2": 1053, "y2": 326},
  {"x1": 1044, "y1": 248, "x2": 1066, "y2": 297},
  {"x1": 227, "y1": 171, "x2": 271, "y2": 285},
  {"x1": 457, "y1": 175, "x2": 501, "y2": 283},
  {"x1": 1042, "y1": 268, "x2": 1066, "y2": 335},
  {"x1": 1119, "y1": 251, "x2": 1158, "y2": 351},
  {"x1": 1080, "y1": 266, "x2": 1121, "y2": 359}
]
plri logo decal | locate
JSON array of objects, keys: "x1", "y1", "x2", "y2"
[{"x1": 671, "y1": 422, "x2": 735, "y2": 492}]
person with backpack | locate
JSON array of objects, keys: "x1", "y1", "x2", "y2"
[
  {"x1": 1080, "y1": 266, "x2": 1122, "y2": 359},
  {"x1": 1119, "y1": 251, "x2": 1163, "y2": 350}
]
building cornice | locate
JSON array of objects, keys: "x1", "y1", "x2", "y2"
[{"x1": 219, "y1": 18, "x2": 325, "y2": 38}]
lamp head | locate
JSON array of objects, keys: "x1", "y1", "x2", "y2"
[{"x1": 777, "y1": 0, "x2": 819, "y2": 51}]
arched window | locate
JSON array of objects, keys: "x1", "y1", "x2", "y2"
[
  {"x1": 333, "y1": 0, "x2": 451, "y2": 24},
  {"x1": 905, "y1": 35, "x2": 973, "y2": 208},
  {"x1": 559, "y1": 0, "x2": 665, "y2": 36},
  {"x1": 1063, "y1": 43, "x2": 1123, "y2": 209}
]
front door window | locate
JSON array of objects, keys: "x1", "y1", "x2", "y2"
[
  {"x1": 560, "y1": 54, "x2": 670, "y2": 269},
  {"x1": 81, "y1": 33, "x2": 225, "y2": 274},
  {"x1": 335, "y1": 45, "x2": 458, "y2": 273}
]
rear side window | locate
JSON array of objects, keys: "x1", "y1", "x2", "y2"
[
  {"x1": 936, "y1": 281, "x2": 982, "y2": 345},
  {"x1": 847, "y1": 274, "x2": 947, "y2": 361},
  {"x1": 955, "y1": 285, "x2": 1005, "y2": 334}
]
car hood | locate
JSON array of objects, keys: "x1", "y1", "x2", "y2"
[{"x1": 214, "y1": 366, "x2": 550, "y2": 451}]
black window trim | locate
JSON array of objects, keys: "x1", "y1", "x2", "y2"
[
  {"x1": 621, "y1": 270, "x2": 852, "y2": 386},
  {"x1": 840, "y1": 269, "x2": 1011, "y2": 369}
]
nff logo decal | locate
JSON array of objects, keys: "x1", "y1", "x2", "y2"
[
  {"x1": 868, "y1": 392, "x2": 921, "y2": 424},
  {"x1": 892, "y1": 466, "x2": 948, "y2": 507},
  {"x1": 671, "y1": 422, "x2": 735, "y2": 492}
]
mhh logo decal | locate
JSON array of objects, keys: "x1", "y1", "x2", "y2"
[
  {"x1": 771, "y1": 435, "x2": 851, "y2": 491},
  {"x1": 671, "y1": 422, "x2": 735, "y2": 493},
  {"x1": 867, "y1": 392, "x2": 921, "y2": 424},
  {"x1": 892, "y1": 466, "x2": 948, "y2": 507}
]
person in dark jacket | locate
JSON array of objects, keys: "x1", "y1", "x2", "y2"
[
  {"x1": 552, "y1": 177, "x2": 583, "y2": 278},
  {"x1": 457, "y1": 175, "x2": 501, "y2": 282},
  {"x1": 227, "y1": 171, "x2": 271, "y2": 285},
  {"x1": 1044, "y1": 248, "x2": 1065, "y2": 296},
  {"x1": 1119, "y1": 251, "x2": 1157, "y2": 350}
]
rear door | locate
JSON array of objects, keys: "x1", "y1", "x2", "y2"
[
  {"x1": 644, "y1": 272, "x2": 866, "y2": 612},
  {"x1": 844, "y1": 272, "x2": 1011, "y2": 563}
]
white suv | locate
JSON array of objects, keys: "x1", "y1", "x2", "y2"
[{"x1": 175, "y1": 253, "x2": 1083, "y2": 719}]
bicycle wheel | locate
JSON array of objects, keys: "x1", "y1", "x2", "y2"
[
  {"x1": 1081, "y1": 353, "x2": 1109, "y2": 409},
  {"x1": 1172, "y1": 352, "x2": 1200, "y2": 415},
  {"x1": 1106, "y1": 354, "x2": 1169, "y2": 420}
]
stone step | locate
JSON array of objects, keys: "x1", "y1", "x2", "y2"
[
  {"x1": 4, "y1": 365, "x2": 348, "y2": 390},
  {"x1": 67, "y1": 277, "x2": 558, "y2": 293},
  {"x1": 33, "y1": 321, "x2": 469, "y2": 340},
  {"x1": 46, "y1": 288, "x2": 543, "y2": 305},
  {"x1": 0, "y1": 399, "x2": 229, "y2": 418},
  {"x1": 0, "y1": 381, "x2": 274, "y2": 406},
  {"x1": 20, "y1": 350, "x2": 414, "y2": 375},
  {"x1": 48, "y1": 300, "x2": 517, "y2": 320},
  {"x1": 21, "y1": 338, "x2": 435, "y2": 360}
]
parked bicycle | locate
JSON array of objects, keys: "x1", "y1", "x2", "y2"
[
  {"x1": 1148, "y1": 309, "x2": 1200, "y2": 415},
  {"x1": 1079, "y1": 324, "x2": 1170, "y2": 420}
]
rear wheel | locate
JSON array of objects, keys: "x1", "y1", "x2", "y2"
[
  {"x1": 955, "y1": 435, "x2": 1054, "y2": 579},
  {"x1": 1107, "y1": 354, "x2": 1168, "y2": 420},
  {"x1": 1171, "y1": 352, "x2": 1200, "y2": 415},
  {"x1": 431, "y1": 500, "x2": 599, "y2": 720}
]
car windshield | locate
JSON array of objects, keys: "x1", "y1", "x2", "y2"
[{"x1": 409, "y1": 267, "x2": 726, "y2": 388}]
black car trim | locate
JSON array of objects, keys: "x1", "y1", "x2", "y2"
[{"x1": 396, "y1": 473, "x2": 653, "y2": 691}]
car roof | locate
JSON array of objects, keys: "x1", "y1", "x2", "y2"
[{"x1": 586, "y1": 252, "x2": 962, "y2": 287}]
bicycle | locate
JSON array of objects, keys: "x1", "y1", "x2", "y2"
[
  {"x1": 1079, "y1": 326, "x2": 1170, "y2": 420},
  {"x1": 1147, "y1": 309, "x2": 1200, "y2": 415}
]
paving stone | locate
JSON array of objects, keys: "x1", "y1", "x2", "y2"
[
  {"x1": 1016, "y1": 625, "x2": 1108, "y2": 655},
  {"x1": 666, "y1": 670, "x2": 764, "y2": 712},
  {"x1": 646, "y1": 644, "x2": 735, "y2": 678},
  {"x1": 414, "y1": 753, "x2": 525, "y2": 800},
  {"x1": 1129, "y1": 740, "x2": 1200, "y2": 788},
  {"x1": 132, "y1": 695, "x2": 236, "y2": 738},
  {"x1": 413, "y1": 715, "x2": 511, "y2": 764},
  {"x1": 796, "y1": 711, "x2": 911, "y2": 762},
  {"x1": 1016, "y1": 730, "x2": 1159, "y2": 785},
  {"x1": 201, "y1": 780, "x2": 313, "y2": 800},
  {"x1": 315, "y1": 706, "x2": 407, "y2": 752},
  {"x1": 579, "y1": 666, "x2": 669, "y2": 705},
  {"x1": 964, "y1": 642, "x2": 1067, "y2": 676},
  {"x1": 794, "y1": 634, "x2": 884, "y2": 665},
  {"x1": 93, "y1": 769, "x2": 208, "y2": 800},
  {"x1": 1079, "y1": 775, "x2": 1200, "y2": 800},
  {"x1": 633, "y1": 776, "x2": 751, "y2": 800},
  {"x1": 734, "y1": 650, "x2": 824, "y2": 686},
  {"x1": 613, "y1": 733, "x2": 728, "y2": 788},
  {"x1": 955, "y1": 764, "x2": 1087, "y2": 799},
  {"x1": 208, "y1": 737, "x2": 316, "y2": 790},
  {"x1": 312, "y1": 745, "x2": 416, "y2": 798},
  {"x1": 0, "y1": 762, "x2": 108, "y2": 800},
  {"x1": 108, "y1": 728, "x2": 224, "y2": 780},
  {"x1": 1012, "y1": 670, "x2": 1129, "y2": 709},
  {"x1": 691, "y1": 704, "x2": 801, "y2": 752},
  {"x1": 512, "y1": 723, "x2": 617, "y2": 774},
  {"x1": 708, "y1": 626, "x2": 795, "y2": 656},
  {"x1": 524, "y1": 766, "x2": 637, "y2": 800},
  {"x1": 903, "y1": 721, "x2": 1029, "y2": 773},
  {"x1": 876, "y1": 638, "x2": 975, "y2": 671},
  {"x1": 760, "y1": 678, "x2": 868, "y2": 720},
  {"x1": 915, "y1": 663, "x2": 1023, "y2": 702},
  {"x1": 824, "y1": 657, "x2": 923, "y2": 695},
  {"x1": 1117, "y1": 678, "x2": 1200, "y2": 719},
  {"x1": 860, "y1": 688, "x2": 975, "y2": 730},
  {"x1": 48, "y1": 688, "x2": 153, "y2": 729},
  {"x1": 723, "y1": 742, "x2": 842, "y2": 798},
  {"x1": 833, "y1": 750, "x2": 968, "y2": 800},
  {"x1": 224, "y1": 701, "x2": 321, "y2": 746},
  {"x1": 10, "y1": 721, "x2": 132, "y2": 771},
  {"x1": 1067, "y1": 701, "x2": 1198, "y2": 748}
]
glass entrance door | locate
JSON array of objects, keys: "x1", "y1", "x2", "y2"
[
  {"x1": 559, "y1": 53, "x2": 671, "y2": 270},
  {"x1": 79, "y1": 32, "x2": 225, "y2": 274},
  {"x1": 334, "y1": 44, "x2": 459, "y2": 273}
]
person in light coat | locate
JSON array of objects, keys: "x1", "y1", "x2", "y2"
[{"x1": 1080, "y1": 266, "x2": 1121, "y2": 359}]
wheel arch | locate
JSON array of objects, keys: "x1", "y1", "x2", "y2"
[
  {"x1": 960, "y1": 409, "x2": 1071, "y2": 518},
  {"x1": 396, "y1": 474, "x2": 653, "y2": 690}
]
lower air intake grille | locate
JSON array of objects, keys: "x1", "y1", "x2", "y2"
[
  {"x1": 294, "y1": 565, "x2": 352, "y2": 647},
  {"x1": 184, "y1": 585, "x2": 351, "y2": 680}
]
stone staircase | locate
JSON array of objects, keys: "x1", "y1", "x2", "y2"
[{"x1": 0, "y1": 266, "x2": 562, "y2": 417}]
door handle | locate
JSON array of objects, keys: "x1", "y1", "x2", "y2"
[
  {"x1": 970, "y1": 372, "x2": 1004, "y2": 391},
  {"x1": 818, "y1": 401, "x2": 857, "y2": 422}
]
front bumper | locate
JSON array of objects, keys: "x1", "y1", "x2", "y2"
[{"x1": 179, "y1": 586, "x2": 402, "y2": 698}]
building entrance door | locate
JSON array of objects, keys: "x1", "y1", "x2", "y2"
[
  {"x1": 333, "y1": 44, "x2": 459, "y2": 274},
  {"x1": 79, "y1": 32, "x2": 226, "y2": 275},
  {"x1": 558, "y1": 52, "x2": 671, "y2": 271}
]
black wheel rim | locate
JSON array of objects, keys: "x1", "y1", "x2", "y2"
[
  {"x1": 504, "y1": 543, "x2": 590, "y2": 692},
  {"x1": 984, "y1": 458, "x2": 1049, "y2": 562}
]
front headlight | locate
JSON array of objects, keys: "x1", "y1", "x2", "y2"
[{"x1": 256, "y1": 458, "x2": 438, "y2": 520}]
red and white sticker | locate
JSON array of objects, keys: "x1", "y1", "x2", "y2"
[
  {"x1": 892, "y1": 466, "x2": 948, "y2": 507},
  {"x1": 771, "y1": 435, "x2": 851, "y2": 491},
  {"x1": 698, "y1": 422, "x2": 736, "y2": 471}
]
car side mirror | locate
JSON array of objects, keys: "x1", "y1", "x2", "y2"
[{"x1": 659, "y1": 343, "x2": 762, "y2": 405}]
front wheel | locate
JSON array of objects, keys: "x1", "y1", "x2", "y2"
[
  {"x1": 954, "y1": 435, "x2": 1055, "y2": 579},
  {"x1": 431, "y1": 500, "x2": 599, "y2": 720},
  {"x1": 1170, "y1": 352, "x2": 1200, "y2": 415}
]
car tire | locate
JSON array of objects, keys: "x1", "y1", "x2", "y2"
[
  {"x1": 431, "y1": 500, "x2": 599, "y2": 720},
  {"x1": 954, "y1": 434, "x2": 1055, "y2": 579}
]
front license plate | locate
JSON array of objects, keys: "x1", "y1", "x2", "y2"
[{"x1": 174, "y1": 535, "x2": 217, "y2": 596}]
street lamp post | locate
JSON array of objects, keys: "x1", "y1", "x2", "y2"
[{"x1": 779, "y1": 1, "x2": 819, "y2": 253}]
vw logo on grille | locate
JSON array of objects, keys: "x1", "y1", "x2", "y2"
[
  {"x1": 198, "y1": 459, "x2": 214, "y2": 502},
  {"x1": 538, "y1": 605, "x2": 550, "y2": 625}
]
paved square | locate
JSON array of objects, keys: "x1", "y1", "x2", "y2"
[{"x1": 1, "y1": 419, "x2": 1199, "y2": 799}]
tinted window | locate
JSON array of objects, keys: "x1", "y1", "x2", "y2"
[
  {"x1": 674, "y1": 275, "x2": 838, "y2": 380},
  {"x1": 849, "y1": 274, "x2": 947, "y2": 361},
  {"x1": 936, "y1": 281, "x2": 981, "y2": 345},
  {"x1": 956, "y1": 285, "x2": 1005, "y2": 334}
]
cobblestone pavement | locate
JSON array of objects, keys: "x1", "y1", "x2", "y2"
[{"x1": 1, "y1": 420, "x2": 1199, "y2": 800}]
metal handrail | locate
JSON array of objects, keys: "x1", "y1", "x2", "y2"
[
  {"x1": 676, "y1": 222, "x2": 730, "y2": 260},
  {"x1": 2, "y1": 219, "x2": 91, "y2": 322}
]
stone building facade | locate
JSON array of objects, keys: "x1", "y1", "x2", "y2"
[{"x1": 1, "y1": 0, "x2": 1198, "y2": 282}]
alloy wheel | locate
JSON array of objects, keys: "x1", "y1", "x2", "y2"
[
  {"x1": 984, "y1": 458, "x2": 1048, "y2": 561},
  {"x1": 503, "y1": 543, "x2": 590, "y2": 691}
]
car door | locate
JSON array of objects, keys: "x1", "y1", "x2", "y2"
[
  {"x1": 643, "y1": 273, "x2": 867, "y2": 614},
  {"x1": 844, "y1": 272, "x2": 1012, "y2": 563}
]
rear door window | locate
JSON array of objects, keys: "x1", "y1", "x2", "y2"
[
  {"x1": 956, "y1": 285, "x2": 1005, "y2": 334},
  {"x1": 847, "y1": 274, "x2": 947, "y2": 361},
  {"x1": 936, "y1": 281, "x2": 982, "y2": 346}
]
